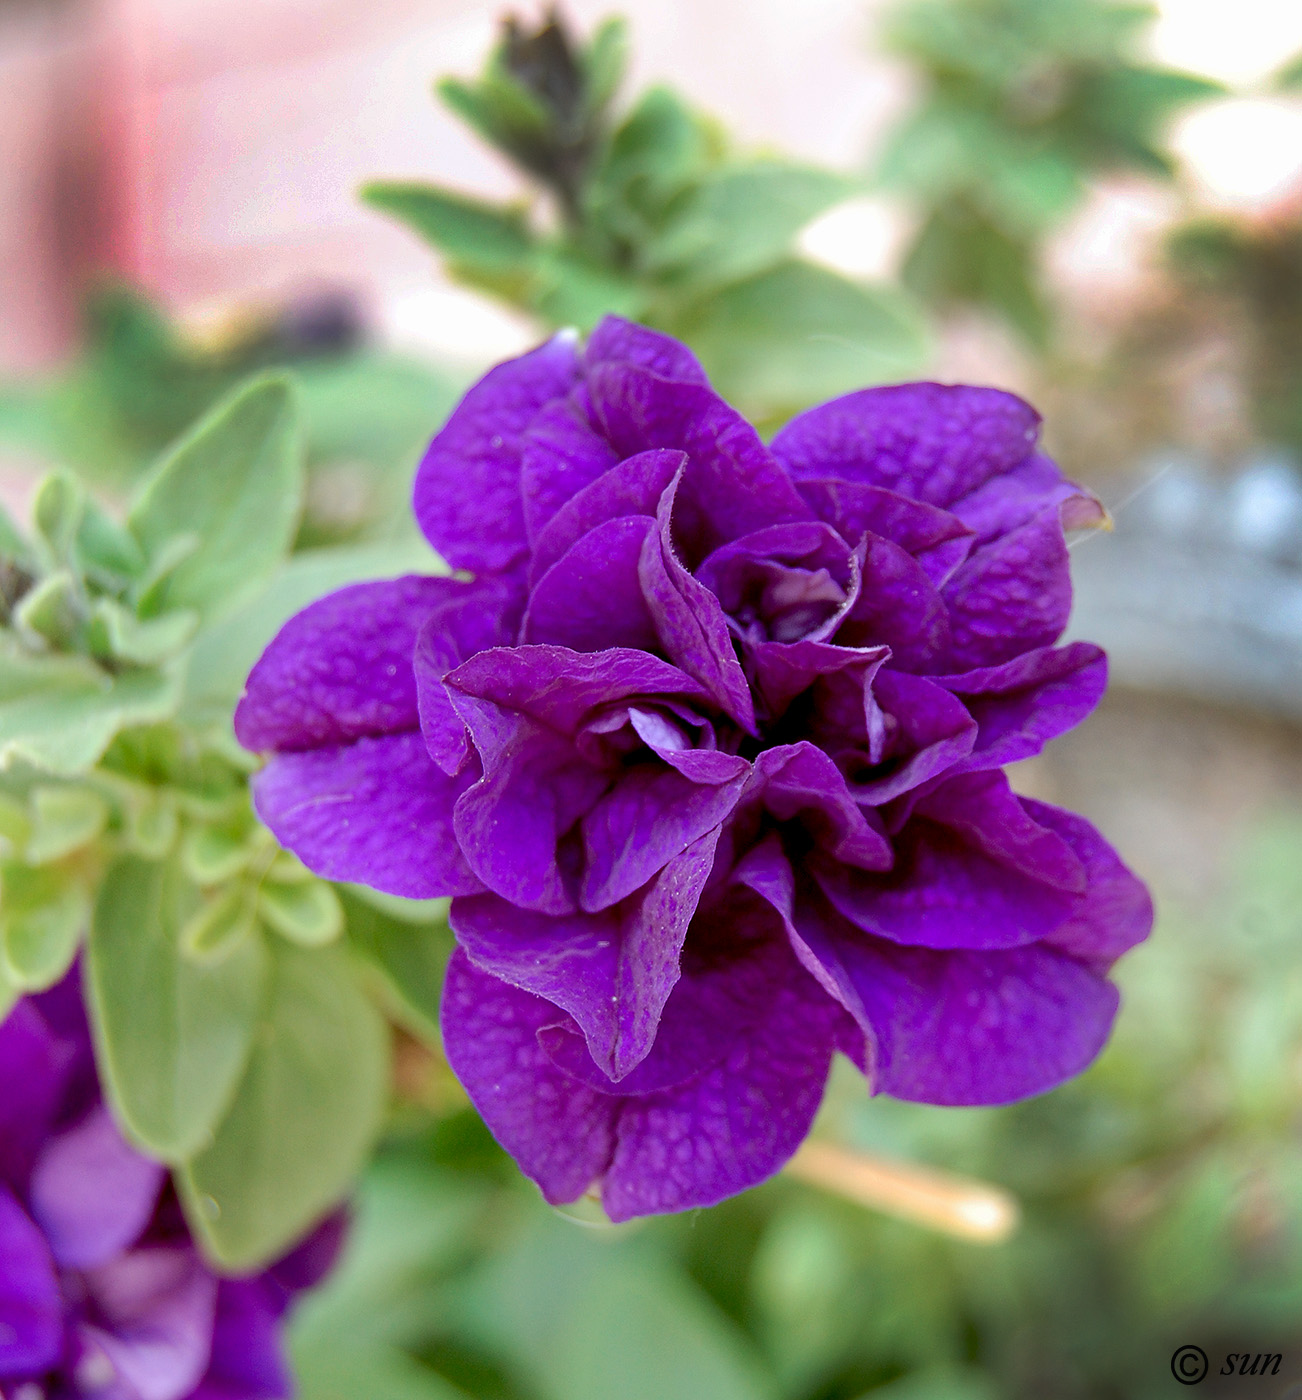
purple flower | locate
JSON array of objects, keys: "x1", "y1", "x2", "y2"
[
  {"x1": 0, "y1": 974, "x2": 342, "y2": 1400},
  {"x1": 236, "y1": 318, "x2": 1152, "y2": 1221}
]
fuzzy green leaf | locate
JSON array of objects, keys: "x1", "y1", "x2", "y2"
[
  {"x1": 180, "y1": 941, "x2": 388, "y2": 1271},
  {"x1": 128, "y1": 375, "x2": 304, "y2": 622},
  {"x1": 88, "y1": 853, "x2": 267, "y2": 1160}
]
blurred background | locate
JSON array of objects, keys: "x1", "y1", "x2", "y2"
[{"x1": 4, "y1": 0, "x2": 1302, "y2": 1395}]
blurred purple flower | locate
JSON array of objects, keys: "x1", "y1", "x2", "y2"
[
  {"x1": 236, "y1": 318, "x2": 1152, "y2": 1221},
  {"x1": 0, "y1": 975, "x2": 342, "y2": 1400}
]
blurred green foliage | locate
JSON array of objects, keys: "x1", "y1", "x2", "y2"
[
  {"x1": 364, "y1": 12, "x2": 929, "y2": 424},
  {"x1": 0, "y1": 373, "x2": 457, "y2": 1271},
  {"x1": 1167, "y1": 217, "x2": 1302, "y2": 453},
  {"x1": 294, "y1": 812, "x2": 1302, "y2": 1400},
  {"x1": 0, "y1": 284, "x2": 458, "y2": 546},
  {"x1": 876, "y1": 0, "x2": 1219, "y2": 342}
]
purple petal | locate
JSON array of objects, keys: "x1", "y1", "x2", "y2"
[
  {"x1": 530, "y1": 449, "x2": 686, "y2": 583},
  {"x1": 523, "y1": 516, "x2": 662, "y2": 653},
  {"x1": 584, "y1": 317, "x2": 710, "y2": 384},
  {"x1": 447, "y1": 644, "x2": 713, "y2": 740},
  {"x1": 600, "y1": 947, "x2": 843, "y2": 1221},
  {"x1": 234, "y1": 576, "x2": 461, "y2": 754},
  {"x1": 696, "y1": 522, "x2": 859, "y2": 646},
  {"x1": 751, "y1": 743, "x2": 892, "y2": 871},
  {"x1": 253, "y1": 731, "x2": 482, "y2": 899},
  {"x1": 842, "y1": 939, "x2": 1119, "y2": 1106},
  {"x1": 519, "y1": 397, "x2": 621, "y2": 544},
  {"x1": 263, "y1": 1211, "x2": 348, "y2": 1300},
  {"x1": 838, "y1": 533, "x2": 950, "y2": 669},
  {"x1": 441, "y1": 950, "x2": 617, "y2": 1205},
  {"x1": 749, "y1": 639, "x2": 888, "y2": 723},
  {"x1": 0, "y1": 1002, "x2": 69, "y2": 1192},
  {"x1": 413, "y1": 578, "x2": 519, "y2": 777},
  {"x1": 29, "y1": 1107, "x2": 164, "y2": 1270},
  {"x1": 188, "y1": 1280, "x2": 290, "y2": 1400},
  {"x1": 452, "y1": 832, "x2": 719, "y2": 1080},
  {"x1": 585, "y1": 362, "x2": 810, "y2": 558},
  {"x1": 0, "y1": 1184, "x2": 62, "y2": 1376},
  {"x1": 912, "y1": 773, "x2": 1085, "y2": 891},
  {"x1": 452, "y1": 723, "x2": 609, "y2": 914},
  {"x1": 797, "y1": 478, "x2": 974, "y2": 585},
  {"x1": 771, "y1": 382, "x2": 1041, "y2": 508},
  {"x1": 81, "y1": 1246, "x2": 219, "y2": 1400},
  {"x1": 1026, "y1": 801, "x2": 1154, "y2": 969},
  {"x1": 414, "y1": 332, "x2": 580, "y2": 575},
  {"x1": 814, "y1": 791, "x2": 1082, "y2": 951},
  {"x1": 935, "y1": 643, "x2": 1107, "y2": 770},
  {"x1": 638, "y1": 474, "x2": 757, "y2": 729},
  {"x1": 949, "y1": 452, "x2": 1105, "y2": 544},
  {"x1": 850, "y1": 669, "x2": 976, "y2": 804},
  {"x1": 582, "y1": 763, "x2": 743, "y2": 911},
  {"x1": 940, "y1": 507, "x2": 1072, "y2": 671}
]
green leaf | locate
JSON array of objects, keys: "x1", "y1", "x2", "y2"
[
  {"x1": 182, "y1": 822, "x2": 258, "y2": 886},
  {"x1": 121, "y1": 786, "x2": 179, "y2": 859},
  {"x1": 465, "y1": 1217, "x2": 772, "y2": 1400},
  {"x1": 25, "y1": 784, "x2": 109, "y2": 864},
  {"x1": 0, "y1": 500, "x2": 33, "y2": 566},
  {"x1": 342, "y1": 887, "x2": 451, "y2": 1039},
  {"x1": 76, "y1": 497, "x2": 146, "y2": 584},
  {"x1": 362, "y1": 184, "x2": 538, "y2": 280},
  {"x1": 581, "y1": 16, "x2": 629, "y2": 118},
  {"x1": 86, "y1": 598, "x2": 198, "y2": 667},
  {"x1": 88, "y1": 853, "x2": 267, "y2": 1160},
  {"x1": 32, "y1": 470, "x2": 85, "y2": 567},
  {"x1": 180, "y1": 941, "x2": 389, "y2": 1271},
  {"x1": 258, "y1": 879, "x2": 344, "y2": 948},
  {"x1": 648, "y1": 162, "x2": 856, "y2": 286},
  {"x1": 669, "y1": 260, "x2": 930, "y2": 421},
  {"x1": 0, "y1": 957, "x2": 17, "y2": 1023},
  {"x1": 13, "y1": 571, "x2": 83, "y2": 650},
  {"x1": 0, "y1": 865, "x2": 86, "y2": 991},
  {"x1": 293, "y1": 1347, "x2": 469, "y2": 1400},
  {"x1": 127, "y1": 375, "x2": 304, "y2": 622},
  {"x1": 180, "y1": 884, "x2": 260, "y2": 963},
  {"x1": 0, "y1": 638, "x2": 182, "y2": 775}
]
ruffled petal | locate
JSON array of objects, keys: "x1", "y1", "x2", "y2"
[
  {"x1": 441, "y1": 951, "x2": 618, "y2": 1205},
  {"x1": 949, "y1": 452, "x2": 1105, "y2": 544},
  {"x1": 234, "y1": 576, "x2": 460, "y2": 754},
  {"x1": 414, "y1": 332, "x2": 581, "y2": 575},
  {"x1": 772, "y1": 382, "x2": 1041, "y2": 508},
  {"x1": 935, "y1": 643, "x2": 1107, "y2": 771},
  {"x1": 253, "y1": 732, "x2": 482, "y2": 899},
  {"x1": 1026, "y1": 801, "x2": 1154, "y2": 969},
  {"x1": 940, "y1": 507, "x2": 1073, "y2": 670},
  {"x1": 523, "y1": 515, "x2": 662, "y2": 653},
  {"x1": 519, "y1": 397, "x2": 621, "y2": 544},
  {"x1": 600, "y1": 944, "x2": 843, "y2": 1221},
  {"x1": 796, "y1": 478, "x2": 973, "y2": 585},
  {"x1": 585, "y1": 363, "x2": 810, "y2": 559},
  {"x1": 842, "y1": 939, "x2": 1119, "y2": 1106},
  {"x1": 585, "y1": 316, "x2": 710, "y2": 384},
  {"x1": 839, "y1": 533, "x2": 950, "y2": 669},
  {"x1": 530, "y1": 449, "x2": 686, "y2": 583},
  {"x1": 452, "y1": 831, "x2": 719, "y2": 1080}
]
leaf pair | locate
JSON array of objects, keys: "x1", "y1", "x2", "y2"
[{"x1": 88, "y1": 853, "x2": 389, "y2": 1271}]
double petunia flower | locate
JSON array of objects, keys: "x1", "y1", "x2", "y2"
[{"x1": 237, "y1": 318, "x2": 1152, "y2": 1220}]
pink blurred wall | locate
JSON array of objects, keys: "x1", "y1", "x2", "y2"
[{"x1": 0, "y1": 0, "x2": 905, "y2": 371}]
